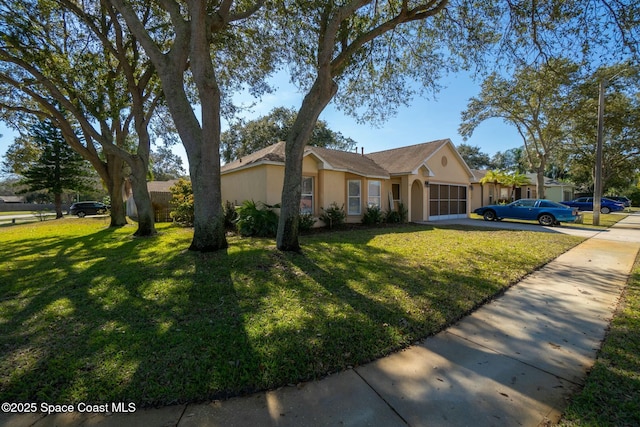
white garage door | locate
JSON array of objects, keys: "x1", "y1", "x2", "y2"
[{"x1": 429, "y1": 184, "x2": 468, "y2": 220}]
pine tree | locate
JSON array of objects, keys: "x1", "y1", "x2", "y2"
[{"x1": 19, "y1": 120, "x2": 95, "y2": 218}]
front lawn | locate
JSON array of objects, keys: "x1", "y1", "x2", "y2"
[{"x1": 0, "y1": 219, "x2": 583, "y2": 406}]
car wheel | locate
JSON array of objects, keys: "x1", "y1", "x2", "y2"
[
  {"x1": 483, "y1": 210, "x2": 496, "y2": 221},
  {"x1": 538, "y1": 213, "x2": 555, "y2": 226},
  {"x1": 601, "y1": 206, "x2": 611, "y2": 214},
  {"x1": 77, "y1": 211, "x2": 86, "y2": 218}
]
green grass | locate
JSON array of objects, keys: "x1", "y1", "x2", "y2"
[
  {"x1": 0, "y1": 219, "x2": 584, "y2": 406},
  {"x1": 559, "y1": 253, "x2": 640, "y2": 426}
]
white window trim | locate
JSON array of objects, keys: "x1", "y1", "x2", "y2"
[
  {"x1": 368, "y1": 180, "x2": 381, "y2": 208},
  {"x1": 348, "y1": 180, "x2": 361, "y2": 215},
  {"x1": 300, "y1": 176, "x2": 314, "y2": 214}
]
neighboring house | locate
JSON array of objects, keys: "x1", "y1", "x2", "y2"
[
  {"x1": 0, "y1": 195, "x2": 25, "y2": 203},
  {"x1": 470, "y1": 170, "x2": 575, "y2": 210},
  {"x1": 126, "y1": 180, "x2": 178, "y2": 222},
  {"x1": 221, "y1": 139, "x2": 474, "y2": 224}
]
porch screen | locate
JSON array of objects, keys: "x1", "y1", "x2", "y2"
[{"x1": 429, "y1": 184, "x2": 467, "y2": 217}]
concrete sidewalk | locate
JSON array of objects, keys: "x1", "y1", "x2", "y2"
[{"x1": 5, "y1": 214, "x2": 640, "y2": 427}]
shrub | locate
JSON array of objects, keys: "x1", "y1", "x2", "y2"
[
  {"x1": 169, "y1": 178, "x2": 194, "y2": 226},
  {"x1": 235, "y1": 200, "x2": 279, "y2": 237},
  {"x1": 362, "y1": 205, "x2": 384, "y2": 225},
  {"x1": 298, "y1": 213, "x2": 317, "y2": 232},
  {"x1": 223, "y1": 201, "x2": 238, "y2": 231},
  {"x1": 319, "y1": 202, "x2": 346, "y2": 229},
  {"x1": 386, "y1": 202, "x2": 408, "y2": 224}
]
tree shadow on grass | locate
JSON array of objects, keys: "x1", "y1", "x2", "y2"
[
  {"x1": 1, "y1": 225, "x2": 253, "y2": 405},
  {"x1": 0, "y1": 222, "x2": 582, "y2": 407}
]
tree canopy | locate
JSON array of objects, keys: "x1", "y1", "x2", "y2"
[
  {"x1": 14, "y1": 119, "x2": 95, "y2": 217},
  {"x1": 563, "y1": 63, "x2": 640, "y2": 194},
  {"x1": 460, "y1": 58, "x2": 580, "y2": 199},
  {"x1": 221, "y1": 107, "x2": 358, "y2": 163},
  {"x1": 0, "y1": 0, "x2": 166, "y2": 234},
  {"x1": 456, "y1": 144, "x2": 492, "y2": 170},
  {"x1": 150, "y1": 146, "x2": 186, "y2": 181}
]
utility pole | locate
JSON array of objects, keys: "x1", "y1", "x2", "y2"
[{"x1": 593, "y1": 78, "x2": 606, "y2": 226}]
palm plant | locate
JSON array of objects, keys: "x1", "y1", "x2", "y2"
[
  {"x1": 479, "y1": 170, "x2": 507, "y2": 203},
  {"x1": 502, "y1": 172, "x2": 532, "y2": 201}
]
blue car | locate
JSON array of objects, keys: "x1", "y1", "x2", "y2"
[
  {"x1": 560, "y1": 197, "x2": 625, "y2": 214},
  {"x1": 474, "y1": 199, "x2": 579, "y2": 226}
]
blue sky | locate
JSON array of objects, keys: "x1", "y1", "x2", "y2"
[{"x1": 0, "y1": 71, "x2": 523, "y2": 171}]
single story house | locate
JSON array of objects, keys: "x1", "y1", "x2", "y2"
[
  {"x1": 470, "y1": 170, "x2": 576, "y2": 210},
  {"x1": 221, "y1": 139, "x2": 475, "y2": 223}
]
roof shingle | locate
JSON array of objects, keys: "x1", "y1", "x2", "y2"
[{"x1": 366, "y1": 139, "x2": 450, "y2": 174}]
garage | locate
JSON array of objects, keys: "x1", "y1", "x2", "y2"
[{"x1": 429, "y1": 183, "x2": 468, "y2": 220}]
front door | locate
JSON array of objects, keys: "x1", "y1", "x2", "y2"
[{"x1": 411, "y1": 180, "x2": 423, "y2": 222}]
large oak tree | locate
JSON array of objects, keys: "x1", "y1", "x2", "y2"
[
  {"x1": 0, "y1": 0, "x2": 166, "y2": 235},
  {"x1": 108, "y1": 0, "x2": 277, "y2": 251},
  {"x1": 459, "y1": 59, "x2": 580, "y2": 199}
]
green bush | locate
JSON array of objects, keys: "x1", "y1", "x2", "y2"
[
  {"x1": 319, "y1": 202, "x2": 346, "y2": 229},
  {"x1": 362, "y1": 205, "x2": 384, "y2": 225},
  {"x1": 235, "y1": 200, "x2": 279, "y2": 237},
  {"x1": 169, "y1": 178, "x2": 194, "y2": 226},
  {"x1": 223, "y1": 201, "x2": 238, "y2": 231},
  {"x1": 385, "y1": 210, "x2": 401, "y2": 223},
  {"x1": 298, "y1": 213, "x2": 317, "y2": 232},
  {"x1": 386, "y1": 202, "x2": 408, "y2": 223}
]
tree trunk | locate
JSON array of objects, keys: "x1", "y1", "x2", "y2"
[
  {"x1": 182, "y1": 4, "x2": 227, "y2": 252},
  {"x1": 277, "y1": 78, "x2": 337, "y2": 251},
  {"x1": 536, "y1": 156, "x2": 546, "y2": 199},
  {"x1": 106, "y1": 154, "x2": 127, "y2": 227},
  {"x1": 54, "y1": 192, "x2": 63, "y2": 219},
  {"x1": 536, "y1": 170, "x2": 546, "y2": 199},
  {"x1": 129, "y1": 157, "x2": 157, "y2": 237},
  {"x1": 188, "y1": 144, "x2": 227, "y2": 251}
]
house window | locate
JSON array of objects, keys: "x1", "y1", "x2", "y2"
[
  {"x1": 368, "y1": 180, "x2": 381, "y2": 208},
  {"x1": 348, "y1": 180, "x2": 361, "y2": 215},
  {"x1": 392, "y1": 183, "x2": 400, "y2": 201},
  {"x1": 392, "y1": 183, "x2": 401, "y2": 209},
  {"x1": 300, "y1": 176, "x2": 313, "y2": 214}
]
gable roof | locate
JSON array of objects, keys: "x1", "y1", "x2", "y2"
[
  {"x1": 147, "y1": 180, "x2": 179, "y2": 193},
  {"x1": 306, "y1": 145, "x2": 389, "y2": 178},
  {"x1": 221, "y1": 141, "x2": 287, "y2": 174},
  {"x1": 221, "y1": 141, "x2": 389, "y2": 179},
  {"x1": 366, "y1": 139, "x2": 474, "y2": 178}
]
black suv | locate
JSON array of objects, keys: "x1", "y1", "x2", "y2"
[{"x1": 69, "y1": 201, "x2": 109, "y2": 217}]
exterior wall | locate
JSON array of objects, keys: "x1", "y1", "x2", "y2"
[
  {"x1": 426, "y1": 145, "x2": 471, "y2": 186},
  {"x1": 422, "y1": 144, "x2": 472, "y2": 220},
  {"x1": 545, "y1": 185, "x2": 574, "y2": 202},
  {"x1": 469, "y1": 183, "x2": 486, "y2": 211},
  {"x1": 222, "y1": 159, "x2": 392, "y2": 226},
  {"x1": 221, "y1": 164, "x2": 284, "y2": 207},
  {"x1": 342, "y1": 173, "x2": 390, "y2": 223}
]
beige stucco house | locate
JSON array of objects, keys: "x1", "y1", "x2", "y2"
[
  {"x1": 221, "y1": 139, "x2": 475, "y2": 224},
  {"x1": 470, "y1": 170, "x2": 576, "y2": 211}
]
